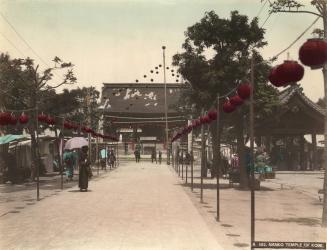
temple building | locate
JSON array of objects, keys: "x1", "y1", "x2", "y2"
[
  {"x1": 99, "y1": 83, "x2": 187, "y2": 155},
  {"x1": 256, "y1": 84, "x2": 325, "y2": 170}
]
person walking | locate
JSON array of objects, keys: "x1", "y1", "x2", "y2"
[
  {"x1": 79, "y1": 146, "x2": 92, "y2": 192},
  {"x1": 151, "y1": 149, "x2": 157, "y2": 164},
  {"x1": 134, "y1": 149, "x2": 140, "y2": 163},
  {"x1": 158, "y1": 151, "x2": 162, "y2": 165},
  {"x1": 109, "y1": 150, "x2": 116, "y2": 168},
  {"x1": 63, "y1": 149, "x2": 75, "y2": 182}
]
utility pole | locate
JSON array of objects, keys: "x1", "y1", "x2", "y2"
[
  {"x1": 322, "y1": 0, "x2": 327, "y2": 227},
  {"x1": 200, "y1": 108, "x2": 205, "y2": 203},
  {"x1": 250, "y1": 52, "x2": 255, "y2": 248},
  {"x1": 162, "y1": 46, "x2": 170, "y2": 165},
  {"x1": 86, "y1": 89, "x2": 92, "y2": 162},
  {"x1": 216, "y1": 94, "x2": 221, "y2": 222}
]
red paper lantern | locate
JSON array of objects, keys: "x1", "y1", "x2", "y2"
[
  {"x1": 237, "y1": 84, "x2": 251, "y2": 100},
  {"x1": 299, "y1": 38, "x2": 327, "y2": 69},
  {"x1": 38, "y1": 113, "x2": 47, "y2": 123},
  {"x1": 223, "y1": 101, "x2": 236, "y2": 113},
  {"x1": 46, "y1": 116, "x2": 56, "y2": 125},
  {"x1": 19, "y1": 113, "x2": 29, "y2": 124},
  {"x1": 269, "y1": 66, "x2": 285, "y2": 87},
  {"x1": 9, "y1": 114, "x2": 17, "y2": 125},
  {"x1": 193, "y1": 119, "x2": 201, "y2": 128},
  {"x1": 0, "y1": 112, "x2": 12, "y2": 125},
  {"x1": 64, "y1": 121, "x2": 72, "y2": 129},
  {"x1": 70, "y1": 123, "x2": 78, "y2": 130},
  {"x1": 276, "y1": 60, "x2": 304, "y2": 85},
  {"x1": 208, "y1": 110, "x2": 218, "y2": 121},
  {"x1": 83, "y1": 127, "x2": 92, "y2": 133},
  {"x1": 229, "y1": 95, "x2": 244, "y2": 106},
  {"x1": 182, "y1": 127, "x2": 188, "y2": 135},
  {"x1": 206, "y1": 115, "x2": 212, "y2": 123}
]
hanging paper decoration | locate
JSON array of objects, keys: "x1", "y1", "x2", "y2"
[
  {"x1": 299, "y1": 38, "x2": 327, "y2": 69},
  {"x1": 194, "y1": 119, "x2": 201, "y2": 127},
  {"x1": 276, "y1": 60, "x2": 304, "y2": 85},
  {"x1": 269, "y1": 66, "x2": 284, "y2": 87},
  {"x1": 64, "y1": 121, "x2": 72, "y2": 129},
  {"x1": 38, "y1": 113, "x2": 47, "y2": 123},
  {"x1": 19, "y1": 113, "x2": 29, "y2": 124},
  {"x1": 200, "y1": 115, "x2": 211, "y2": 124},
  {"x1": 223, "y1": 101, "x2": 236, "y2": 113},
  {"x1": 70, "y1": 123, "x2": 78, "y2": 130},
  {"x1": 229, "y1": 95, "x2": 244, "y2": 106},
  {"x1": 237, "y1": 83, "x2": 251, "y2": 100},
  {"x1": 0, "y1": 112, "x2": 12, "y2": 125},
  {"x1": 46, "y1": 116, "x2": 56, "y2": 125},
  {"x1": 208, "y1": 110, "x2": 218, "y2": 121}
]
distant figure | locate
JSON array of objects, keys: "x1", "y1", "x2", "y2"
[
  {"x1": 100, "y1": 149, "x2": 107, "y2": 171},
  {"x1": 158, "y1": 151, "x2": 162, "y2": 165},
  {"x1": 185, "y1": 152, "x2": 191, "y2": 165},
  {"x1": 151, "y1": 149, "x2": 157, "y2": 163},
  {"x1": 79, "y1": 146, "x2": 92, "y2": 192},
  {"x1": 109, "y1": 150, "x2": 116, "y2": 169},
  {"x1": 63, "y1": 150, "x2": 75, "y2": 181},
  {"x1": 134, "y1": 150, "x2": 140, "y2": 163}
]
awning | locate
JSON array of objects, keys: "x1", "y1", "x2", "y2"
[{"x1": 0, "y1": 134, "x2": 28, "y2": 145}]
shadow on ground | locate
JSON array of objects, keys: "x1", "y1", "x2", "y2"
[
  {"x1": 257, "y1": 217, "x2": 321, "y2": 226},
  {"x1": 176, "y1": 182, "x2": 232, "y2": 190}
]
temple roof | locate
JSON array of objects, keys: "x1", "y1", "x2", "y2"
[
  {"x1": 256, "y1": 84, "x2": 325, "y2": 135},
  {"x1": 278, "y1": 84, "x2": 325, "y2": 116},
  {"x1": 100, "y1": 83, "x2": 185, "y2": 115}
]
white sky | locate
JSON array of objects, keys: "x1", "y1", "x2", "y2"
[{"x1": 0, "y1": 0, "x2": 324, "y2": 101}]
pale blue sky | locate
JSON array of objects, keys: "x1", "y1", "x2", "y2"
[{"x1": 0, "y1": 0, "x2": 323, "y2": 101}]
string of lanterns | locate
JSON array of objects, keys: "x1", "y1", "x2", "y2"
[
  {"x1": 171, "y1": 83, "x2": 252, "y2": 142},
  {"x1": 135, "y1": 63, "x2": 181, "y2": 83},
  {"x1": 0, "y1": 111, "x2": 119, "y2": 141},
  {"x1": 269, "y1": 38, "x2": 327, "y2": 87},
  {"x1": 171, "y1": 38, "x2": 327, "y2": 143}
]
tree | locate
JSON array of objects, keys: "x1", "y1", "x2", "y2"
[
  {"x1": 173, "y1": 11, "x2": 279, "y2": 188},
  {"x1": 268, "y1": 0, "x2": 327, "y2": 228},
  {"x1": 45, "y1": 87, "x2": 100, "y2": 130},
  {"x1": 0, "y1": 52, "x2": 76, "y2": 183}
]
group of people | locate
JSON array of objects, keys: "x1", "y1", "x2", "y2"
[
  {"x1": 151, "y1": 149, "x2": 162, "y2": 164},
  {"x1": 133, "y1": 148, "x2": 163, "y2": 164},
  {"x1": 100, "y1": 149, "x2": 116, "y2": 170}
]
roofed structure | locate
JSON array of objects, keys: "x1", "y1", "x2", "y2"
[
  {"x1": 100, "y1": 83, "x2": 188, "y2": 153},
  {"x1": 100, "y1": 83, "x2": 184, "y2": 116},
  {"x1": 256, "y1": 84, "x2": 325, "y2": 135}
]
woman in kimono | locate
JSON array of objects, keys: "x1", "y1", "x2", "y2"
[{"x1": 79, "y1": 146, "x2": 91, "y2": 192}]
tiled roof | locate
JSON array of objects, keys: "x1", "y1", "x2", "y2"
[
  {"x1": 279, "y1": 84, "x2": 325, "y2": 116},
  {"x1": 100, "y1": 83, "x2": 185, "y2": 115}
]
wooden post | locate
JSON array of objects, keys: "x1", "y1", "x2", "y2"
[
  {"x1": 191, "y1": 135, "x2": 194, "y2": 191},
  {"x1": 250, "y1": 52, "x2": 255, "y2": 249},
  {"x1": 181, "y1": 148, "x2": 184, "y2": 179},
  {"x1": 200, "y1": 108, "x2": 205, "y2": 203},
  {"x1": 312, "y1": 133, "x2": 318, "y2": 170},
  {"x1": 216, "y1": 94, "x2": 221, "y2": 221}
]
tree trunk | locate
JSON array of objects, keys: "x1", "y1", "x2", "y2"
[
  {"x1": 210, "y1": 120, "x2": 223, "y2": 178},
  {"x1": 29, "y1": 96, "x2": 38, "y2": 181},
  {"x1": 235, "y1": 117, "x2": 249, "y2": 189}
]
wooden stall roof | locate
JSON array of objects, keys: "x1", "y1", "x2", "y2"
[{"x1": 256, "y1": 84, "x2": 325, "y2": 136}]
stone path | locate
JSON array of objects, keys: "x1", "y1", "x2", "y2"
[{"x1": 0, "y1": 161, "x2": 223, "y2": 250}]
